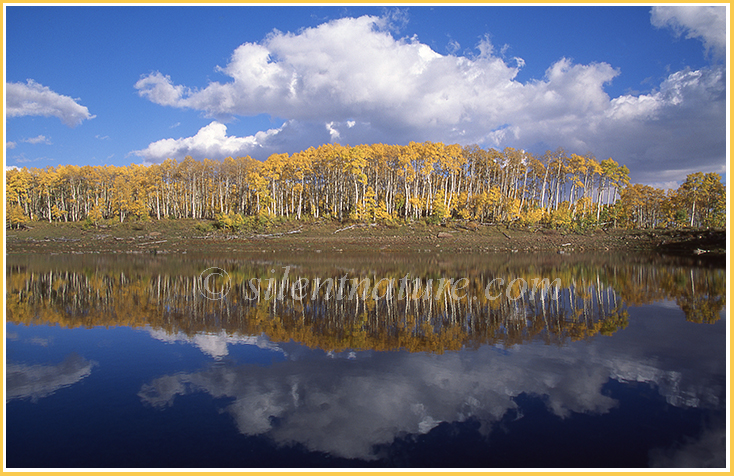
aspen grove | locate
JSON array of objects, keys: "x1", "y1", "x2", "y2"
[{"x1": 5, "y1": 142, "x2": 725, "y2": 230}]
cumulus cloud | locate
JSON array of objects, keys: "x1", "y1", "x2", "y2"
[
  {"x1": 135, "y1": 72, "x2": 188, "y2": 107},
  {"x1": 651, "y1": 6, "x2": 727, "y2": 58},
  {"x1": 6, "y1": 79, "x2": 95, "y2": 127},
  {"x1": 134, "y1": 13, "x2": 725, "y2": 181},
  {"x1": 130, "y1": 121, "x2": 286, "y2": 163},
  {"x1": 578, "y1": 65, "x2": 726, "y2": 182},
  {"x1": 6, "y1": 141, "x2": 17, "y2": 149}
]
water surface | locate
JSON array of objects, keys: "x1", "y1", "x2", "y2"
[{"x1": 5, "y1": 252, "x2": 727, "y2": 468}]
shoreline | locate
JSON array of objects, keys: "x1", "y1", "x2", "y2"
[{"x1": 5, "y1": 219, "x2": 726, "y2": 260}]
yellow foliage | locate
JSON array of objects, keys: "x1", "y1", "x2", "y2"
[
  {"x1": 6, "y1": 204, "x2": 27, "y2": 228},
  {"x1": 521, "y1": 207, "x2": 544, "y2": 226},
  {"x1": 550, "y1": 208, "x2": 572, "y2": 228}
]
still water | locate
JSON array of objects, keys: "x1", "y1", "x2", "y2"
[{"x1": 5, "y1": 252, "x2": 727, "y2": 468}]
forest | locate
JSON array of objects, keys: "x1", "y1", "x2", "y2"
[{"x1": 5, "y1": 141, "x2": 726, "y2": 231}]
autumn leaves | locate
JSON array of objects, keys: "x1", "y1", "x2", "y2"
[{"x1": 5, "y1": 142, "x2": 725, "y2": 230}]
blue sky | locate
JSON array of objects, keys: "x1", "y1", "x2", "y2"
[{"x1": 4, "y1": 5, "x2": 727, "y2": 187}]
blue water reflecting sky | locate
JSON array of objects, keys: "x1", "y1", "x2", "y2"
[{"x1": 6, "y1": 297, "x2": 726, "y2": 468}]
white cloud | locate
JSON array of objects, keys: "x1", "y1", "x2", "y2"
[
  {"x1": 325, "y1": 121, "x2": 341, "y2": 141},
  {"x1": 135, "y1": 72, "x2": 188, "y2": 107},
  {"x1": 587, "y1": 66, "x2": 726, "y2": 181},
  {"x1": 23, "y1": 134, "x2": 51, "y2": 145},
  {"x1": 6, "y1": 141, "x2": 17, "y2": 149},
  {"x1": 645, "y1": 181, "x2": 682, "y2": 192},
  {"x1": 651, "y1": 6, "x2": 727, "y2": 57},
  {"x1": 135, "y1": 13, "x2": 725, "y2": 182},
  {"x1": 13, "y1": 156, "x2": 43, "y2": 164},
  {"x1": 130, "y1": 121, "x2": 286, "y2": 163},
  {"x1": 6, "y1": 79, "x2": 95, "y2": 127},
  {"x1": 447, "y1": 38, "x2": 461, "y2": 55},
  {"x1": 134, "y1": 15, "x2": 524, "y2": 129}
]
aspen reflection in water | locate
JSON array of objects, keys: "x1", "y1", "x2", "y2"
[
  {"x1": 6, "y1": 253, "x2": 724, "y2": 353},
  {"x1": 4, "y1": 252, "x2": 726, "y2": 468}
]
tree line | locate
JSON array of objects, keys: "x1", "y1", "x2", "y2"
[{"x1": 5, "y1": 142, "x2": 726, "y2": 229}]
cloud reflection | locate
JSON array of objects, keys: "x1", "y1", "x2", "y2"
[
  {"x1": 146, "y1": 328, "x2": 286, "y2": 360},
  {"x1": 649, "y1": 420, "x2": 727, "y2": 468},
  {"x1": 138, "y1": 334, "x2": 723, "y2": 462},
  {"x1": 7, "y1": 353, "x2": 97, "y2": 403}
]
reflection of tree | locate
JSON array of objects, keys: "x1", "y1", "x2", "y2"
[
  {"x1": 6, "y1": 268, "x2": 625, "y2": 353},
  {"x1": 7, "y1": 255, "x2": 723, "y2": 353},
  {"x1": 676, "y1": 268, "x2": 726, "y2": 325},
  {"x1": 608, "y1": 264, "x2": 726, "y2": 323}
]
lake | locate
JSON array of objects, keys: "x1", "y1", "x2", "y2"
[{"x1": 5, "y1": 251, "x2": 727, "y2": 468}]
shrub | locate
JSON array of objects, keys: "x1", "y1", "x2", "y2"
[
  {"x1": 195, "y1": 222, "x2": 214, "y2": 233},
  {"x1": 214, "y1": 212, "x2": 247, "y2": 231}
]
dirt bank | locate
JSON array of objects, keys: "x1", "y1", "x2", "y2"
[{"x1": 5, "y1": 219, "x2": 726, "y2": 260}]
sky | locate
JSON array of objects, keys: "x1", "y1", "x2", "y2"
[{"x1": 4, "y1": 4, "x2": 728, "y2": 187}]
